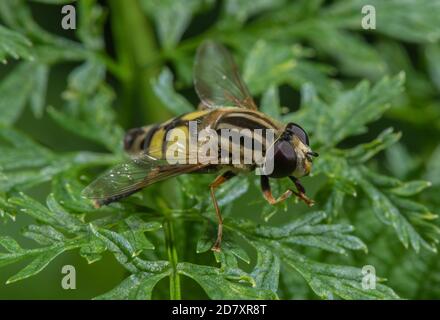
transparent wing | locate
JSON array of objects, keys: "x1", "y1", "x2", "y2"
[
  {"x1": 194, "y1": 40, "x2": 257, "y2": 110},
  {"x1": 82, "y1": 143, "x2": 205, "y2": 203}
]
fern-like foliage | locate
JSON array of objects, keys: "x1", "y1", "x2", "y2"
[{"x1": 1, "y1": 0, "x2": 439, "y2": 299}]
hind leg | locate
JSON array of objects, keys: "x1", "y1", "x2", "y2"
[{"x1": 209, "y1": 171, "x2": 235, "y2": 252}]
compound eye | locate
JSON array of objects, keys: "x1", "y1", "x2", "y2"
[
  {"x1": 287, "y1": 123, "x2": 309, "y2": 146},
  {"x1": 266, "y1": 140, "x2": 297, "y2": 178}
]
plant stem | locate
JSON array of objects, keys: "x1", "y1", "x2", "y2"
[
  {"x1": 158, "y1": 199, "x2": 182, "y2": 300},
  {"x1": 108, "y1": 0, "x2": 169, "y2": 126},
  {"x1": 163, "y1": 220, "x2": 182, "y2": 300}
]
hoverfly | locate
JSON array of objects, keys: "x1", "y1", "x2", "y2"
[{"x1": 82, "y1": 41, "x2": 319, "y2": 251}]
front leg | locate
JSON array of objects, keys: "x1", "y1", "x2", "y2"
[
  {"x1": 260, "y1": 175, "x2": 293, "y2": 205},
  {"x1": 289, "y1": 176, "x2": 315, "y2": 207}
]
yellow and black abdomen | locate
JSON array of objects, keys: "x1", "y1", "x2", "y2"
[
  {"x1": 123, "y1": 110, "x2": 212, "y2": 158},
  {"x1": 123, "y1": 108, "x2": 282, "y2": 169}
]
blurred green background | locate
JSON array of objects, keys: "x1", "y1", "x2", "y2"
[
  {"x1": 0, "y1": 1, "x2": 127, "y2": 299},
  {"x1": 1, "y1": 0, "x2": 440, "y2": 299}
]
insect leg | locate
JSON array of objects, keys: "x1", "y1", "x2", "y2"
[
  {"x1": 260, "y1": 175, "x2": 293, "y2": 205},
  {"x1": 289, "y1": 176, "x2": 315, "y2": 207},
  {"x1": 209, "y1": 171, "x2": 236, "y2": 252}
]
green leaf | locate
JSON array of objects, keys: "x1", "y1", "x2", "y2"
[
  {"x1": 345, "y1": 128, "x2": 401, "y2": 163},
  {"x1": 319, "y1": 185, "x2": 347, "y2": 219},
  {"x1": 281, "y1": 248, "x2": 399, "y2": 299},
  {"x1": 77, "y1": 0, "x2": 106, "y2": 50},
  {"x1": 7, "y1": 193, "x2": 82, "y2": 231},
  {"x1": 178, "y1": 262, "x2": 277, "y2": 299},
  {"x1": 96, "y1": 272, "x2": 170, "y2": 300},
  {"x1": 52, "y1": 170, "x2": 95, "y2": 213},
  {"x1": 425, "y1": 144, "x2": 440, "y2": 186},
  {"x1": 0, "y1": 251, "x2": 29, "y2": 268},
  {"x1": 222, "y1": 236, "x2": 251, "y2": 264},
  {"x1": 196, "y1": 230, "x2": 212, "y2": 254},
  {"x1": 299, "y1": 22, "x2": 386, "y2": 78},
  {"x1": 89, "y1": 224, "x2": 138, "y2": 270},
  {"x1": 89, "y1": 224, "x2": 168, "y2": 274},
  {"x1": 22, "y1": 225, "x2": 66, "y2": 245},
  {"x1": 29, "y1": 63, "x2": 49, "y2": 117},
  {"x1": 223, "y1": 0, "x2": 286, "y2": 24},
  {"x1": 124, "y1": 216, "x2": 162, "y2": 233},
  {"x1": 140, "y1": 0, "x2": 213, "y2": 49},
  {"x1": 45, "y1": 193, "x2": 84, "y2": 230},
  {"x1": 6, "y1": 246, "x2": 66, "y2": 284},
  {"x1": 33, "y1": 44, "x2": 87, "y2": 65},
  {"x1": 49, "y1": 85, "x2": 124, "y2": 153},
  {"x1": 390, "y1": 181, "x2": 432, "y2": 197},
  {"x1": 80, "y1": 237, "x2": 106, "y2": 264},
  {"x1": 122, "y1": 230, "x2": 155, "y2": 254},
  {"x1": 223, "y1": 213, "x2": 403, "y2": 299},
  {"x1": 425, "y1": 44, "x2": 440, "y2": 91},
  {"x1": 250, "y1": 243, "x2": 280, "y2": 293},
  {"x1": 328, "y1": 0, "x2": 440, "y2": 43},
  {"x1": 359, "y1": 176, "x2": 435, "y2": 252},
  {"x1": 0, "y1": 61, "x2": 52, "y2": 125},
  {"x1": 260, "y1": 85, "x2": 281, "y2": 120},
  {"x1": 0, "y1": 25, "x2": 33, "y2": 62},
  {"x1": 328, "y1": 73, "x2": 404, "y2": 145},
  {"x1": 65, "y1": 59, "x2": 106, "y2": 97},
  {"x1": 1, "y1": 162, "x2": 74, "y2": 192},
  {"x1": 119, "y1": 216, "x2": 161, "y2": 255},
  {"x1": 386, "y1": 142, "x2": 419, "y2": 179},
  {"x1": 0, "y1": 126, "x2": 54, "y2": 171},
  {"x1": 29, "y1": 0, "x2": 75, "y2": 4},
  {"x1": 151, "y1": 68, "x2": 194, "y2": 115},
  {"x1": 295, "y1": 73, "x2": 405, "y2": 146},
  {"x1": 231, "y1": 211, "x2": 368, "y2": 255},
  {"x1": 0, "y1": 63, "x2": 35, "y2": 126},
  {"x1": 216, "y1": 176, "x2": 249, "y2": 207},
  {"x1": 243, "y1": 40, "x2": 334, "y2": 95},
  {"x1": 0, "y1": 236, "x2": 24, "y2": 253},
  {"x1": 0, "y1": 196, "x2": 16, "y2": 222}
]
